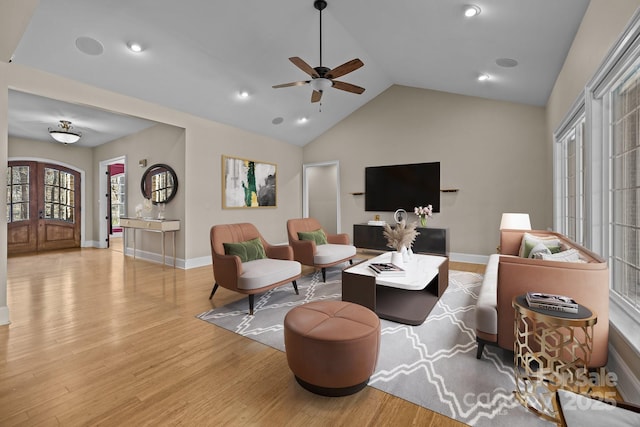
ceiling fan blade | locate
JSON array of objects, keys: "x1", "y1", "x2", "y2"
[
  {"x1": 272, "y1": 80, "x2": 310, "y2": 89},
  {"x1": 311, "y1": 90, "x2": 323, "y2": 103},
  {"x1": 332, "y1": 80, "x2": 366, "y2": 94},
  {"x1": 289, "y1": 57, "x2": 319, "y2": 78},
  {"x1": 327, "y1": 58, "x2": 364, "y2": 79}
]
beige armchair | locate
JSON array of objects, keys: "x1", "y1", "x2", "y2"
[
  {"x1": 209, "y1": 223, "x2": 301, "y2": 315},
  {"x1": 286, "y1": 218, "x2": 356, "y2": 282}
]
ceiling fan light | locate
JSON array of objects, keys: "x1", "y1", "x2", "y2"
[
  {"x1": 311, "y1": 77, "x2": 332, "y2": 92},
  {"x1": 49, "y1": 120, "x2": 82, "y2": 144}
]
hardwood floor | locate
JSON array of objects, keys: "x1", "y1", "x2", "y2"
[{"x1": 1, "y1": 245, "x2": 474, "y2": 426}]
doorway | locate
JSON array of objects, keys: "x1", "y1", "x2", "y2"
[
  {"x1": 7, "y1": 161, "x2": 81, "y2": 254},
  {"x1": 302, "y1": 161, "x2": 340, "y2": 233},
  {"x1": 99, "y1": 157, "x2": 126, "y2": 249},
  {"x1": 108, "y1": 163, "x2": 125, "y2": 237}
]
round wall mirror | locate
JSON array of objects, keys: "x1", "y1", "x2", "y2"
[{"x1": 141, "y1": 163, "x2": 178, "y2": 204}]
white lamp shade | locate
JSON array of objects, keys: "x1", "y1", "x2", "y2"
[
  {"x1": 49, "y1": 131, "x2": 81, "y2": 144},
  {"x1": 49, "y1": 120, "x2": 81, "y2": 144},
  {"x1": 499, "y1": 213, "x2": 531, "y2": 230}
]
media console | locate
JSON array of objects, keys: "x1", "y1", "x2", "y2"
[{"x1": 353, "y1": 223, "x2": 448, "y2": 256}]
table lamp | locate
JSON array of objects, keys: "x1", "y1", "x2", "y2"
[
  {"x1": 498, "y1": 213, "x2": 531, "y2": 253},
  {"x1": 499, "y1": 213, "x2": 532, "y2": 230}
]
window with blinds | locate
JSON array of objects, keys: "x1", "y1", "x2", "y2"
[{"x1": 610, "y1": 63, "x2": 640, "y2": 313}]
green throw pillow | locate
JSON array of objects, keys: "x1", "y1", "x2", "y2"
[
  {"x1": 519, "y1": 233, "x2": 562, "y2": 258},
  {"x1": 223, "y1": 238, "x2": 266, "y2": 263},
  {"x1": 297, "y1": 229, "x2": 328, "y2": 245}
]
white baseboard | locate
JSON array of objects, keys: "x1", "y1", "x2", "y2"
[
  {"x1": 0, "y1": 306, "x2": 10, "y2": 326},
  {"x1": 185, "y1": 256, "x2": 212, "y2": 269},
  {"x1": 124, "y1": 247, "x2": 185, "y2": 269},
  {"x1": 608, "y1": 343, "x2": 640, "y2": 404},
  {"x1": 449, "y1": 252, "x2": 490, "y2": 265},
  {"x1": 82, "y1": 240, "x2": 101, "y2": 248}
]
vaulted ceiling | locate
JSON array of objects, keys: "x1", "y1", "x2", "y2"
[{"x1": 6, "y1": 0, "x2": 590, "y2": 147}]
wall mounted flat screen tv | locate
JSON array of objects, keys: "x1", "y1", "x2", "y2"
[{"x1": 365, "y1": 162, "x2": 440, "y2": 212}]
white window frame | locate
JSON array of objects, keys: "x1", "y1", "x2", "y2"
[
  {"x1": 554, "y1": 105, "x2": 586, "y2": 245},
  {"x1": 583, "y1": 9, "x2": 640, "y2": 354}
]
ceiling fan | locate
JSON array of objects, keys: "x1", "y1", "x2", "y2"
[{"x1": 272, "y1": 0, "x2": 365, "y2": 103}]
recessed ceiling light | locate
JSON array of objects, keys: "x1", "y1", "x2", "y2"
[
  {"x1": 298, "y1": 117, "x2": 308, "y2": 124},
  {"x1": 272, "y1": 117, "x2": 284, "y2": 125},
  {"x1": 127, "y1": 42, "x2": 143, "y2": 53},
  {"x1": 478, "y1": 73, "x2": 490, "y2": 82},
  {"x1": 238, "y1": 91, "x2": 249, "y2": 99},
  {"x1": 464, "y1": 5, "x2": 481, "y2": 18}
]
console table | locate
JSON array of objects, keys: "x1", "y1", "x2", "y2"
[
  {"x1": 353, "y1": 223, "x2": 448, "y2": 256},
  {"x1": 120, "y1": 217, "x2": 180, "y2": 268}
]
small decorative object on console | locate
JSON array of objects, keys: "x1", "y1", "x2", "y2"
[
  {"x1": 526, "y1": 292, "x2": 578, "y2": 314},
  {"x1": 414, "y1": 204, "x2": 433, "y2": 227},
  {"x1": 157, "y1": 202, "x2": 166, "y2": 220}
]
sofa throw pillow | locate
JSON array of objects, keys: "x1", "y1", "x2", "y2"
[
  {"x1": 297, "y1": 229, "x2": 328, "y2": 245},
  {"x1": 223, "y1": 238, "x2": 267, "y2": 263},
  {"x1": 519, "y1": 233, "x2": 561, "y2": 258},
  {"x1": 529, "y1": 242, "x2": 552, "y2": 259},
  {"x1": 540, "y1": 248, "x2": 583, "y2": 263}
]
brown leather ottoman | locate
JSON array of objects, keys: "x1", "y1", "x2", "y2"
[{"x1": 283, "y1": 300, "x2": 380, "y2": 396}]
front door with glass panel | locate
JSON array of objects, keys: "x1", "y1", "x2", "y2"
[{"x1": 7, "y1": 161, "x2": 81, "y2": 254}]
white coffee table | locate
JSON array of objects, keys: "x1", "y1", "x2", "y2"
[{"x1": 342, "y1": 252, "x2": 449, "y2": 325}]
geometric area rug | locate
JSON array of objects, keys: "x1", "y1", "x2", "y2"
[{"x1": 196, "y1": 266, "x2": 552, "y2": 427}]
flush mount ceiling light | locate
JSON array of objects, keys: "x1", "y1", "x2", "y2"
[
  {"x1": 464, "y1": 4, "x2": 481, "y2": 17},
  {"x1": 48, "y1": 120, "x2": 82, "y2": 144}
]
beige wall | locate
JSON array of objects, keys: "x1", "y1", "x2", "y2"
[
  {"x1": 304, "y1": 85, "x2": 547, "y2": 257},
  {"x1": 93, "y1": 123, "x2": 186, "y2": 258},
  {"x1": 0, "y1": 67, "x2": 8, "y2": 323}
]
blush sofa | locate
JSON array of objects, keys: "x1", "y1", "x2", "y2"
[{"x1": 475, "y1": 229, "x2": 609, "y2": 368}]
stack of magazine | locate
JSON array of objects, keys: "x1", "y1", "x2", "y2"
[
  {"x1": 368, "y1": 262, "x2": 405, "y2": 277},
  {"x1": 526, "y1": 292, "x2": 578, "y2": 314}
]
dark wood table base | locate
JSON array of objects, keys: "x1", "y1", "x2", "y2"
[{"x1": 342, "y1": 257, "x2": 449, "y2": 325}]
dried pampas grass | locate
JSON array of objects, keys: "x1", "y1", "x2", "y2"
[{"x1": 383, "y1": 221, "x2": 419, "y2": 251}]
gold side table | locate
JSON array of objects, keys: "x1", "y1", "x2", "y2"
[{"x1": 512, "y1": 295, "x2": 597, "y2": 423}]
